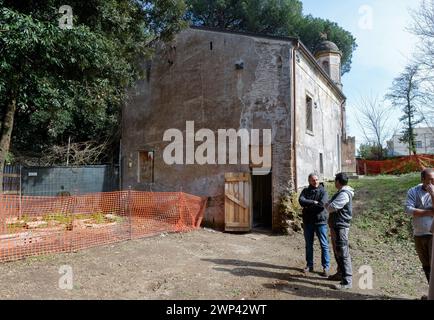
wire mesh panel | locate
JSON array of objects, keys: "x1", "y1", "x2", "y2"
[
  {"x1": 0, "y1": 191, "x2": 206, "y2": 262},
  {"x1": 20, "y1": 165, "x2": 119, "y2": 196},
  {"x1": 357, "y1": 154, "x2": 434, "y2": 175}
]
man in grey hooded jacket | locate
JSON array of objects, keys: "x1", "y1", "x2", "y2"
[{"x1": 326, "y1": 173, "x2": 355, "y2": 290}]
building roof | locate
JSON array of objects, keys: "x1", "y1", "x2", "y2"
[
  {"x1": 314, "y1": 40, "x2": 341, "y2": 56},
  {"x1": 189, "y1": 25, "x2": 346, "y2": 101}
]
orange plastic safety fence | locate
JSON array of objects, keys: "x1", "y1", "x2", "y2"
[
  {"x1": 356, "y1": 155, "x2": 434, "y2": 175},
  {"x1": 0, "y1": 191, "x2": 206, "y2": 262}
]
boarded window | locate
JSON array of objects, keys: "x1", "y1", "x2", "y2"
[
  {"x1": 306, "y1": 95, "x2": 313, "y2": 133},
  {"x1": 319, "y1": 153, "x2": 324, "y2": 174},
  {"x1": 137, "y1": 151, "x2": 154, "y2": 183}
]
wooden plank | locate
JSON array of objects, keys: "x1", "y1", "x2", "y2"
[
  {"x1": 225, "y1": 193, "x2": 247, "y2": 209},
  {"x1": 239, "y1": 181, "x2": 244, "y2": 223},
  {"x1": 226, "y1": 222, "x2": 250, "y2": 228},
  {"x1": 226, "y1": 183, "x2": 234, "y2": 229},
  {"x1": 234, "y1": 182, "x2": 239, "y2": 223},
  {"x1": 1, "y1": 191, "x2": 19, "y2": 195},
  {"x1": 224, "y1": 177, "x2": 249, "y2": 182},
  {"x1": 224, "y1": 172, "x2": 252, "y2": 232},
  {"x1": 3, "y1": 174, "x2": 20, "y2": 178}
]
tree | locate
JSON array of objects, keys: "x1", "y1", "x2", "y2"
[
  {"x1": 358, "y1": 143, "x2": 385, "y2": 160},
  {"x1": 409, "y1": 0, "x2": 434, "y2": 130},
  {"x1": 0, "y1": 0, "x2": 187, "y2": 191},
  {"x1": 386, "y1": 65, "x2": 424, "y2": 156},
  {"x1": 185, "y1": 0, "x2": 357, "y2": 75},
  {"x1": 354, "y1": 95, "x2": 396, "y2": 160},
  {"x1": 410, "y1": 0, "x2": 434, "y2": 70}
]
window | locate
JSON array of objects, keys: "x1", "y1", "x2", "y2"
[
  {"x1": 137, "y1": 150, "x2": 154, "y2": 183},
  {"x1": 322, "y1": 61, "x2": 329, "y2": 73},
  {"x1": 337, "y1": 134, "x2": 341, "y2": 170},
  {"x1": 319, "y1": 153, "x2": 324, "y2": 174},
  {"x1": 430, "y1": 140, "x2": 434, "y2": 148},
  {"x1": 306, "y1": 95, "x2": 313, "y2": 133},
  {"x1": 416, "y1": 141, "x2": 423, "y2": 149}
]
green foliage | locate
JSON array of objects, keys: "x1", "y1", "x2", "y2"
[
  {"x1": 326, "y1": 174, "x2": 420, "y2": 244},
  {"x1": 0, "y1": 1, "x2": 187, "y2": 159},
  {"x1": 43, "y1": 212, "x2": 74, "y2": 225},
  {"x1": 386, "y1": 65, "x2": 423, "y2": 156},
  {"x1": 185, "y1": 0, "x2": 357, "y2": 74},
  {"x1": 358, "y1": 143, "x2": 386, "y2": 160},
  {"x1": 279, "y1": 192, "x2": 302, "y2": 233}
]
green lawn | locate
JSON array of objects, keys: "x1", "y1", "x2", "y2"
[
  {"x1": 325, "y1": 173, "x2": 428, "y2": 297},
  {"x1": 326, "y1": 173, "x2": 420, "y2": 244}
]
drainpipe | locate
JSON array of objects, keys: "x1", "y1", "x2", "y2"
[
  {"x1": 292, "y1": 43, "x2": 299, "y2": 191},
  {"x1": 340, "y1": 100, "x2": 347, "y2": 172}
]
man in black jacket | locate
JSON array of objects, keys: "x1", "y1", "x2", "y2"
[{"x1": 299, "y1": 173, "x2": 330, "y2": 277}]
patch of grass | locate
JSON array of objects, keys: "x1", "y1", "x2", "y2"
[
  {"x1": 6, "y1": 222, "x2": 27, "y2": 233},
  {"x1": 41, "y1": 212, "x2": 123, "y2": 226},
  {"x1": 325, "y1": 173, "x2": 420, "y2": 244},
  {"x1": 43, "y1": 213, "x2": 74, "y2": 225}
]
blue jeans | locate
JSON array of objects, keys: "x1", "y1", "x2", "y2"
[{"x1": 303, "y1": 223, "x2": 331, "y2": 270}]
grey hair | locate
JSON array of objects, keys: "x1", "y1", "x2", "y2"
[{"x1": 308, "y1": 173, "x2": 319, "y2": 180}]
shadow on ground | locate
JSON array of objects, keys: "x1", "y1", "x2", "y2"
[{"x1": 202, "y1": 258, "x2": 406, "y2": 300}]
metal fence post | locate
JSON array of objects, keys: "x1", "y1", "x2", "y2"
[
  {"x1": 128, "y1": 186, "x2": 132, "y2": 240},
  {"x1": 19, "y1": 165, "x2": 22, "y2": 219}
]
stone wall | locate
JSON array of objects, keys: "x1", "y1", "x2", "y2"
[{"x1": 122, "y1": 28, "x2": 294, "y2": 231}]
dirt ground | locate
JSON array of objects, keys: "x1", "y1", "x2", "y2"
[{"x1": 0, "y1": 227, "x2": 428, "y2": 300}]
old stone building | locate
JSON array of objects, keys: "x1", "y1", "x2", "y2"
[{"x1": 121, "y1": 26, "x2": 355, "y2": 232}]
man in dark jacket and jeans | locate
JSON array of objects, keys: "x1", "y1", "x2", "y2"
[
  {"x1": 299, "y1": 173, "x2": 330, "y2": 277},
  {"x1": 326, "y1": 173, "x2": 354, "y2": 290}
]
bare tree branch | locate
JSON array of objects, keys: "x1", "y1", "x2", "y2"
[{"x1": 354, "y1": 94, "x2": 395, "y2": 159}]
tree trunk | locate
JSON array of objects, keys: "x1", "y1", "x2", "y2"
[{"x1": 0, "y1": 97, "x2": 17, "y2": 193}]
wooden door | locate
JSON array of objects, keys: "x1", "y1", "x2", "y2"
[{"x1": 224, "y1": 173, "x2": 251, "y2": 232}]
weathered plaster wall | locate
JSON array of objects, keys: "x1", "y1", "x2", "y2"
[
  {"x1": 122, "y1": 28, "x2": 294, "y2": 230},
  {"x1": 294, "y1": 51, "x2": 344, "y2": 189}
]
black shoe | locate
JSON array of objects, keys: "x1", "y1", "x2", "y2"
[{"x1": 328, "y1": 272, "x2": 342, "y2": 281}]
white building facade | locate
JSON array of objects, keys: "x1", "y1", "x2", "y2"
[{"x1": 388, "y1": 127, "x2": 434, "y2": 156}]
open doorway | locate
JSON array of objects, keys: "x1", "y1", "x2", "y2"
[{"x1": 252, "y1": 173, "x2": 272, "y2": 230}]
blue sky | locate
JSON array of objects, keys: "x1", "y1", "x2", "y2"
[{"x1": 301, "y1": 0, "x2": 421, "y2": 147}]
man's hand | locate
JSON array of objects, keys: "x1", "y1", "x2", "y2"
[
  {"x1": 413, "y1": 208, "x2": 434, "y2": 218},
  {"x1": 427, "y1": 184, "x2": 434, "y2": 197}
]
